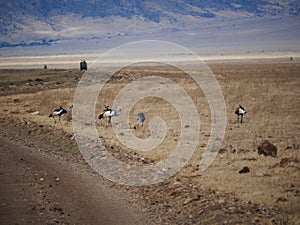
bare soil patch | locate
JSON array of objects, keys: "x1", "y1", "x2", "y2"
[{"x1": 0, "y1": 117, "x2": 151, "y2": 225}]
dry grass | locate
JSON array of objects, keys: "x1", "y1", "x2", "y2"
[{"x1": 0, "y1": 61, "x2": 299, "y2": 222}]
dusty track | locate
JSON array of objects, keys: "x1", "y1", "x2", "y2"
[{"x1": 0, "y1": 120, "x2": 149, "y2": 225}]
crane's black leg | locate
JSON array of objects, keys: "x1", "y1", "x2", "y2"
[
  {"x1": 58, "y1": 116, "x2": 63, "y2": 125},
  {"x1": 107, "y1": 116, "x2": 112, "y2": 126}
]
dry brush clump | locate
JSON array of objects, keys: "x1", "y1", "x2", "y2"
[{"x1": 36, "y1": 88, "x2": 75, "y2": 115}]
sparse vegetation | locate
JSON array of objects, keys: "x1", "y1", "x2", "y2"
[{"x1": 0, "y1": 60, "x2": 299, "y2": 224}]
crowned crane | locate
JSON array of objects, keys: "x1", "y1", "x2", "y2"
[
  {"x1": 98, "y1": 105, "x2": 121, "y2": 125},
  {"x1": 130, "y1": 112, "x2": 145, "y2": 130},
  {"x1": 235, "y1": 105, "x2": 247, "y2": 124},
  {"x1": 49, "y1": 105, "x2": 73, "y2": 123}
]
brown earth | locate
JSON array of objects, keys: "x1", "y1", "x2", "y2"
[
  {"x1": 0, "y1": 118, "x2": 149, "y2": 225},
  {"x1": 0, "y1": 60, "x2": 299, "y2": 224}
]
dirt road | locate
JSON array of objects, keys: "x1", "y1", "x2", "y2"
[{"x1": 0, "y1": 121, "x2": 149, "y2": 225}]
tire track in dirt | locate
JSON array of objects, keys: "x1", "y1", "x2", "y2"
[{"x1": 0, "y1": 123, "x2": 149, "y2": 225}]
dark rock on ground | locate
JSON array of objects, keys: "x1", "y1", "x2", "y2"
[
  {"x1": 239, "y1": 166, "x2": 250, "y2": 174},
  {"x1": 258, "y1": 140, "x2": 277, "y2": 157}
]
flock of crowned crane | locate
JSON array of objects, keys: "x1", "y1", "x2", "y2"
[
  {"x1": 49, "y1": 104, "x2": 246, "y2": 127},
  {"x1": 49, "y1": 104, "x2": 146, "y2": 129},
  {"x1": 97, "y1": 105, "x2": 145, "y2": 129}
]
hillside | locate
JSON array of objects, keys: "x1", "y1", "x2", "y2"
[{"x1": 0, "y1": 0, "x2": 299, "y2": 55}]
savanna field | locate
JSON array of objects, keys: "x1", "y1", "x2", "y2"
[{"x1": 0, "y1": 59, "x2": 299, "y2": 224}]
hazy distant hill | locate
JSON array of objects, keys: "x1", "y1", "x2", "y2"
[{"x1": 0, "y1": 0, "x2": 299, "y2": 54}]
